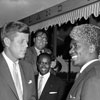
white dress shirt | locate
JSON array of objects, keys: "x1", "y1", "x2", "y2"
[
  {"x1": 35, "y1": 47, "x2": 44, "y2": 55},
  {"x1": 38, "y1": 72, "x2": 50, "y2": 94},
  {"x1": 2, "y1": 51, "x2": 23, "y2": 94}
]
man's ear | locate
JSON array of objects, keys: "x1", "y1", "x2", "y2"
[
  {"x1": 4, "y1": 37, "x2": 10, "y2": 47},
  {"x1": 89, "y1": 44, "x2": 95, "y2": 53}
]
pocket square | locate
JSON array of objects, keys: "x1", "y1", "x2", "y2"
[
  {"x1": 28, "y1": 80, "x2": 32, "y2": 84},
  {"x1": 69, "y1": 94, "x2": 75, "y2": 99},
  {"x1": 49, "y1": 92, "x2": 57, "y2": 94}
]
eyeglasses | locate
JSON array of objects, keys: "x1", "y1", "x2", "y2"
[{"x1": 36, "y1": 36, "x2": 48, "y2": 43}]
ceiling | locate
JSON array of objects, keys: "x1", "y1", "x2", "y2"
[{"x1": 0, "y1": 0, "x2": 66, "y2": 27}]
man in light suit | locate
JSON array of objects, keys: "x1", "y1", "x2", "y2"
[
  {"x1": 35, "y1": 53, "x2": 66, "y2": 100},
  {"x1": 66, "y1": 24, "x2": 100, "y2": 100},
  {"x1": 24, "y1": 30, "x2": 52, "y2": 75},
  {"x1": 0, "y1": 21, "x2": 36, "y2": 100}
]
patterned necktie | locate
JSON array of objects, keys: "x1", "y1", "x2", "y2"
[
  {"x1": 38, "y1": 76, "x2": 43, "y2": 99},
  {"x1": 13, "y1": 62, "x2": 23, "y2": 100}
]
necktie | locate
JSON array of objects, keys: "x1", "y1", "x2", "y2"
[
  {"x1": 13, "y1": 62, "x2": 23, "y2": 100},
  {"x1": 40, "y1": 50, "x2": 42, "y2": 54},
  {"x1": 38, "y1": 76, "x2": 43, "y2": 99}
]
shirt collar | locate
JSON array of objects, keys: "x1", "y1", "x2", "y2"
[
  {"x1": 39, "y1": 72, "x2": 50, "y2": 78},
  {"x1": 2, "y1": 51, "x2": 14, "y2": 65},
  {"x1": 2, "y1": 51, "x2": 19, "y2": 66},
  {"x1": 35, "y1": 47, "x2": 41, "y2": 55},
  {"x1": 80, "y1": 59, "x2": 99, "y2": 73}
]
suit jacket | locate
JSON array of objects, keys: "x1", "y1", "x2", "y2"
[
  {"x1": 66, "y1": 60, "x2": 100, "y2": 100},
  {"x1": 0, "y1": 54, "x2": 36, "y2": 100},
  {"x1": 35, "y1": 73, "x2": 66, "y2": 100},
  {"x1": 24, "y1": 46, "x2": 52, "y2": 75}
]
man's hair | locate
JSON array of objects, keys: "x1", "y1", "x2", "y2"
[
  {"x1": 70, "y1": 24, "x2": 100, "y2": 54},
  {"x1": 34, "y1": 29, "x2": 47, "y2": 39},
  {"x1": 1, "y1": 21, "x2": 30, "y2": 46},
  {"x1": 37, "y1": 53, "x2": 51, "y2": 64}
]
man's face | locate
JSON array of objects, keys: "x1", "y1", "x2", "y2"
[
  {"x1": 37, "y1": 56, "x2": 51, "y2": 75},
  {"x1": 5, "y1": 32, "x2": 29, "y2": 61},
  {"x1": 69, "y1": 39, "x2": 90, "y2": 67},
  {"x1": 34, "y1": 33, "x2": 48, "y2": 50}
]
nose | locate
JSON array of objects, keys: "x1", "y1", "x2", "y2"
[
  {"x1": 69, "y1": 47, "x2": 74, "y2": 55},
  {"x1": 24, "y1": 41, "x2": 28, "y2": 48},
  {"x1": 26, "y1": 42, "x2": 28, "y2": 48}
]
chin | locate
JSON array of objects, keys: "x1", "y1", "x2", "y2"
[
  {"x1": 19, "y1": 55, "x2": 25, "y2": 59},
  {"x1": 74, "y1": 62, "x2": 83, "y2": 67},
  {"x1": 72, "y1": 61, "x2": 79, "y2": 66}
]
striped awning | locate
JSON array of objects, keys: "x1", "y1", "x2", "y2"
[{"x1": 30, "y1": 1, "x2": 100, "y2": 32}]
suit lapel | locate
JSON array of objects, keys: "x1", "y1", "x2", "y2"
[
  {"x1": 35, "y1": 75, "x2": 38, "y2": 100},
  {"x1": 0, "y1": 54, "x2": 18, "y2": 98},
  {"x1": 19, "y1": 63, "x2": 27, "y2": 100},
  {"x1": 35, "y1": 75, "x2": 38, "y2": 91},
  {"x1": 31, "y1": 47, "x2": 38, "y2": 56},
  {"x1": 39, "y1": 74, "x2": 53, "y2": 99}
]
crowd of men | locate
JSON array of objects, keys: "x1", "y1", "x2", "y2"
[{"x1": 0, "y1": 20, "x2": 100, "y2": 100}]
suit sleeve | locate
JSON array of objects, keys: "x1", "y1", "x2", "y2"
[
  {"x1": 20, "y1": 60, "x2": 36, "y2": 100},
  {"x1": 81, "y1": 76, "x2": 100, "y2": 100},
  {"x1": 57, "y1": 79, "x2": 66, "y2": 100},
  {"x1": 29, "y1": 64, "x2": 37, "y2": 100}
]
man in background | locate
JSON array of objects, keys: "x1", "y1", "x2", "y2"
[
  {"x1": 24, "y1": 30, "x2": 51, "y2": 75},
  {"x1": 36, "y1": 53, "x2": 66, "y2": 100}
]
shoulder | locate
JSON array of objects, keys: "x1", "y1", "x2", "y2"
[
  {"x1": 90, "y1": 60, "x2": 100, "y2": 77},
  {"x1": 19, "y1": 59, "x2": 34, "y2": 73},
  {"x1": 83, "y1": 61, "x2": 100, "y2": 85},
  {"x1": 24, "y1": 46, "x2": 36, "y2": 60},
  {"x1": 85, "y1": 61, "x2": 100, "y2": 77},
  {"x1": 20, "y1": 59, "x2": 32, "y2": 66},
  {"x1": 44, "y1": 48, "x2": 52, "y2": 54},
  {"x1": 26, "y1": 46, "x2": 35, "y2": 53},
  {"x1": 81, "y1": 74, "x2": 100, "y2": 100},
  {"x1": 94, "y1": 61, "x2": 100, "y2": 73}
]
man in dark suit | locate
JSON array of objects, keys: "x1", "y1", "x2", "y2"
[
  {"x1": 24, "y1": 30, "x2": 52, "y2": 75},
  {"x1": 0, "y1": 21, "x2": 36, "y2": 100},
  {"x1": 35, "y1": 53, "x2": 66, "y2": 100},
  {"x1": 66, "y1": 24, "x2": 100, "y2": 100}
]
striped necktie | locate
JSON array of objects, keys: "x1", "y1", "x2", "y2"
[{"x1": 38, "y1": 76, "x2": 43, "y2": 99}]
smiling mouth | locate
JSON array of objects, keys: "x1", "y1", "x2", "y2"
[
  {"x1": 72, "y1": 55, "x2": 78, "y2": 59},
  {"x1": 41, "y1": 68, "x2": 46, "y2": 71}
]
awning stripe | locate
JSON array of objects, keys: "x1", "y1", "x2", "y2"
[{"x1": 30, "y1": 1, "x2": 100, "y2": 32}]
